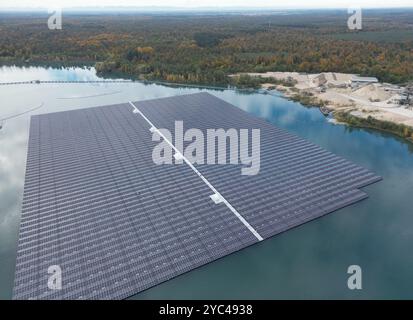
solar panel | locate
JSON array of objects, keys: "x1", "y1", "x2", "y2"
[{"x1": 13, "y1": 92, "x2": 381, "y2": 299}]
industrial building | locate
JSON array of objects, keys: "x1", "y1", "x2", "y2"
[{"x1": 351, "y1": 76, "x2": 379, "y2": 88}]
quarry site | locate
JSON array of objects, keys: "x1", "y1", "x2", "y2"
[{"x1": 239, "y1": 72, "x2": 413, "y2": 130}]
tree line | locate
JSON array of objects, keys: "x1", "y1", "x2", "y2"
[{"x1": 0, "y1": 10, "x2": 412, "y2": 85}]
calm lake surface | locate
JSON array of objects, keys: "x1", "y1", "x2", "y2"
[{"x1": 1, "y1": 66, "x2": 413, "y2": 299}]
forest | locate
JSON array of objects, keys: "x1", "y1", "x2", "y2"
[{"x1": 0, "y1": 9, "x2": 412, "y2": 86}]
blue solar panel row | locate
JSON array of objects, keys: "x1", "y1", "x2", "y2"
[
  {"x1": 13, "y1": 92, "x2": 381, "y2": 299},
  {"x1": 136, "y1": 93, "x2": 381, "y2": 239}
]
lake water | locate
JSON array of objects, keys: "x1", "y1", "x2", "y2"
[{"x1": 1, "y1": 66, "x2": 413, "y2": 299}]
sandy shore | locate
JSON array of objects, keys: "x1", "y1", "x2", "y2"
[{"x1": 233, "y1": 71, "x2": 413, "y2": 138}]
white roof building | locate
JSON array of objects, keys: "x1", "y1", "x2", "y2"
[{"x1": 351, "y1": 76, "x2": 379, "y2": 83}]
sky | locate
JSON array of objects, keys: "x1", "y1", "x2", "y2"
[{"x1": 0, "y1": 0, "x2": 412, "y2": 9}]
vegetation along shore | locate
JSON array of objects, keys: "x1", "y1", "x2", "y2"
[{"x1": 1, "y1": 10, "x2": 412, "y2": 140}]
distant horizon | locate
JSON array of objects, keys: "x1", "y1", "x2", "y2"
[
  {"x1": 1, "y1": 0, "x2": 413, "y2": 10},
  {"x1": 1, "y1": 5, "x2": 413, "y2": 12}
]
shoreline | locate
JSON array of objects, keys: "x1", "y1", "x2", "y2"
[
  {"x1": 2, "y1": 64, "x2": 413, "y2": 143},
  {"x1": 234, "y1": 71, "x2": 413, "y2": 143},
  {"x1": 284, "y1": 86, "x2": 413, "y2": 144}
]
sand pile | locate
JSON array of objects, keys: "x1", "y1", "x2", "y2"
[
  {"x1": 353, "y1": 84, "x2": 392, "y2": 102},
  {"x1": 312, "y1": 73, "x2": 327, "y2": 86}
]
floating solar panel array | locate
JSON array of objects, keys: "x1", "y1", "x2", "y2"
[{"x1": 13, "y1": 92, "x2": 381, "y2": 299}]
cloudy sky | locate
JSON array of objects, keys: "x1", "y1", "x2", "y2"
[{"x1": 0, "y1": 0, "x2": 412, "y2": 9}]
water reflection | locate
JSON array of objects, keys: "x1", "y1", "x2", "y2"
[{"x1": 0, "y1": 65, "x2": 103, "y2": 83}]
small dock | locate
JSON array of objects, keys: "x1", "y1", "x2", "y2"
[{"x1": 319, "y1": 106, "x2": 331, "y2": 116}]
